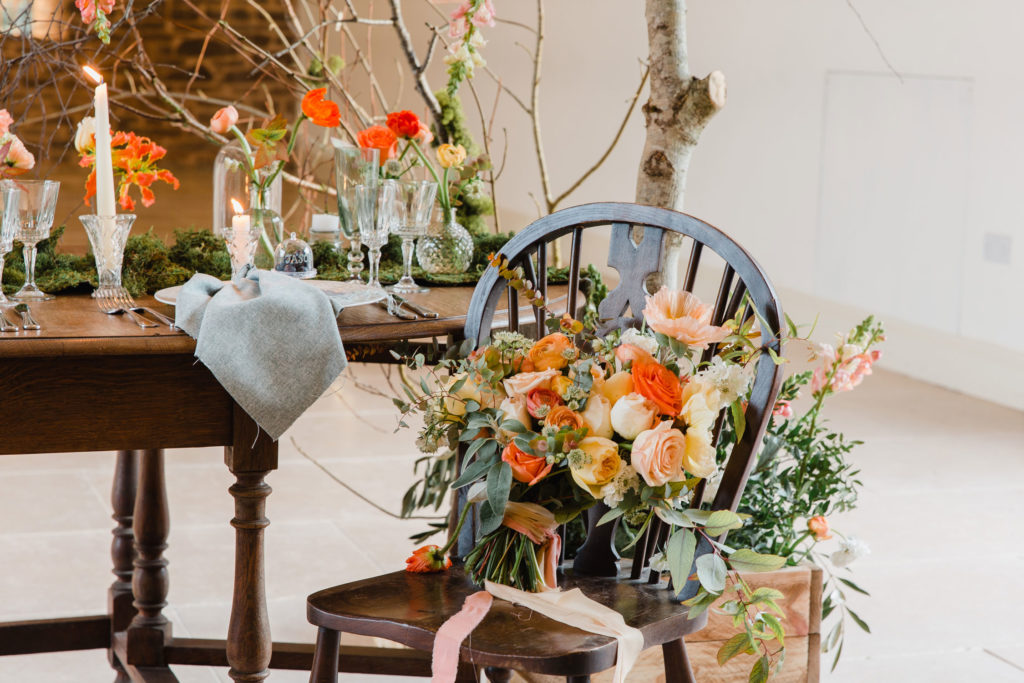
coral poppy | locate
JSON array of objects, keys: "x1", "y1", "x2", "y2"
[
  {"x1": 301, "y1": 88, "x2": 341, "y2": 128},
  {"x1": 386, "y1": 110, "x2": 421, "y2": 139}
]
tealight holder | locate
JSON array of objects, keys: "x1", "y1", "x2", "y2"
[{"x1": 80, "y1": 214, "x2": 137, "y2": 297}]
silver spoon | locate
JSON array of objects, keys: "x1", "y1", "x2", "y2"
[
  {"x1": 0, "y1": 308, "x2": 17, "y2": 332},
  {"x1": 14, "y1": 303, "x2": 40, "y2": 331}
]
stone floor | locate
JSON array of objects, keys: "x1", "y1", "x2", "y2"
[{"x1": 1, "y1": 364, "x2": 1022, "y2": 682}]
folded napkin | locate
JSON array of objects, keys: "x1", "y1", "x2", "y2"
[{"x1": 175, "y1": 268, "x2": 347, "y2": 440}]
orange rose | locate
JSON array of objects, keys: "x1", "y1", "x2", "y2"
[
  {"x1": 808, "y1": 516, "x2": 832, "y2": 541},
  {"x1": 527, "y1": 333, "x2": 577, "y2": 371},
  {"x1": 643, "y1": 286, "x2": 731, "y2": 349},
  {"x1": 526, "y1": 387, "x2": 563, "y2": 419},
  {"x1": 301, "y1": 88, "x2": 341, "y2": 128},
  {"x1": 544, "y1": 405, "x2": 585, "y2": 431},
  {"x1": 356, "y1": 124, "x2": 398, "y2": 163},
  {"x1": 615, "y1": 343, "x2": 656, "y2": 368},
  {"x1": 631, "y1": 421, "x2": 687, "y2": 487},
  {"x1": 386, "y1": 110, "x2": 421, "y2": 138},
  {"x1": 632, "y1": 362, "x2": 683, "y2": 417},
  {"x1": 502, "y1": 442, "x2": 552, "y2": 486}
]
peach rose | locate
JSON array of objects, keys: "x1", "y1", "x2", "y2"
[
  {"x1": 808, "y1": 516, "x2": 832, "y2": 541},
  {"x1": 545, "y1": 405, "x2": 584, "y2": 431},
  {"x1": 600, "y1": 371, "x2": 635, "y2": 407},
  {"x1": 570, "y1": 437, "x2": 623, "y2": 497},
  {"x1": 502, "y1": 442, "x2": 552, "y2": 486},
  {"x1": 631, "y1": 421, "x2": 686, "y2": 487},
  {"x1": 527, "y1": 333, "x2": 577, "y2": 371},
  {"x1": 498, "y1": 394, "x2": 531, "y2": 438},
  {"x1": 615, "y1": 342, "x2": 656, "y2": 368},
  {"x1": 503, "y1": 368, "x2": 558, "y2": 397},
  {"x1": 632, "y1": 361, "x2": 683, "y2": 417},
  {"x1": 210, "y1": 106, "x2": 239, "y2": 135},
  {"x1": 609, "y1": 393, "x2": 658, "y2": 440},
  {"x1": 526, "y1": 387, "x2": 562, "y2": 419},
  {"x1": 643, "y1": 286, "x2": 731, "y2": 349},
  {"x1": 682, "y1": 427, "x2": 716, "y2": 478},
  {"x1": 580, "y1": 394, "x2": 613, "y2": 439}
]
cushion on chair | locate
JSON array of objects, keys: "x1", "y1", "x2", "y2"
[{"x1": 306, "y1": 568, "x2": 708, "y2": 676}]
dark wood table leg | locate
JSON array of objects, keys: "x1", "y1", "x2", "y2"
[
  {"x1": 224, "y1": 405, "x2": 278, "y2": 682},
  {"x1": 109, "y1": 450, "x2": 139, "y2": 680},
  {"x1": 127, "y1": 449, "x2": 172, "y2": 668}
]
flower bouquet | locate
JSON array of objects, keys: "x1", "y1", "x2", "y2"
[{"x1": 396, "y1": 261, "x2": 794, "y2": 678}]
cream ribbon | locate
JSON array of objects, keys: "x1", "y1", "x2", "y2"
[{"x1": 484, "y1": 580, "x2": 644, "y2": 683}]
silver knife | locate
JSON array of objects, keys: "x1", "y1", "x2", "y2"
[
  {"x1": 376, "y1": 298, "x2": 417, "y2": 320},
  {"x1": 392, "y1": 294, "x2": 438, "y2": 319}
]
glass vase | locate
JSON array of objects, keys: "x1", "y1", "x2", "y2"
[
  {"x1": 81, "y1": 214, "x2": 137, "y2": 296},
  {"x1": 416, "y1": 208, "x2": 474, "y2": 275},
  {"x1": 212, "y1": 141, "x2": 282, "y2": 237},
  {"x1": 249, "y1": 183, "x2": 285, "y2": 269}
]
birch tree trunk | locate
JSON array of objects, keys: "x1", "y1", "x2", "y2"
[{"x1": 636, "y1": 0, "x2": 726, "y2": 287}]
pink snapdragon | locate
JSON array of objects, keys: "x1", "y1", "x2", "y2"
[
  {"x1": 75, "y1": 0, "x2": 115, "y2": 25},
  {"x1": 772, "y1": 400, "x2": 794, "y2": 419},
  {"x1": 811, "y1": 346, "x2": 882, "y2": 396},
  {"x1": 0, "y1": 110, "x2": 13, "y2": 135},
  {"x1": 449, "y1": 0, "x2": 495, "y2": 39}
]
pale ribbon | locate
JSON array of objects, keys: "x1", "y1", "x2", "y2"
[{"x1": 431, "y1": 590, "x2": 493, "y2": 683}]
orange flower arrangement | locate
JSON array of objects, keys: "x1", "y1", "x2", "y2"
[
  {"x1": 78, "y1": 126, "x2": 179, "y2": 211},
  {"x1": 301, "y1": 88, "x2": 341, "y2": 127},
  {"x1": 527, "y1": 332, "x2": 577, "y2": 371}
]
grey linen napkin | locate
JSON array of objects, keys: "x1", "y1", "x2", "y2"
[{"x1": 174, "y1": 268, "x2": 347, "y2": 440}]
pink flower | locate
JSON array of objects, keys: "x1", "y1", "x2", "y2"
[
  {"x1": 3, "y1": 135, "x2": 35, "y2": 175},
  {"x1": 772, "y1": 400, "x2": 794, "y2": 419},
  {"x1": 75, "y1": 0, "x2": 114, "y2": 25},
  {"x1": 0, "y1": 110, "x2": 12, "y2": 135},
  {"x1": 414, "y1": 121, "x2": 433, "y2": 145},
  {"x1": 209, "y1": 106, "x2": 239, "y2": 135},
  {"x1": 642, "y1": 286, "x2": 731, "y2": 350},
  {"x1": 449, "y1": 2, "x2": 470, "y2": 38},
  {"x1": 472, "y1": 0, "x2": 496, "y2": 27},
  {"x1": 811, "y1": 349, "x2": 881, "y2": 396}
]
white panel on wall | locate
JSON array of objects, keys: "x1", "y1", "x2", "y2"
[{"x1": 815, "y1": 71, "x2": 973, "y2": 335}]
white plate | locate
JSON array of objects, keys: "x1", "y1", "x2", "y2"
[{"x1": 153, "y1": 280, "x2": 388, "y2": 309}]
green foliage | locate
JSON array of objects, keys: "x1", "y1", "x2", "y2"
[{"x1": 434, "y1": 90, "x2": 479, "y2": 156}]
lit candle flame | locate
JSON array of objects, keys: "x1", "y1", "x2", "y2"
[
  {"x1": 230, "y1": 198, "x2": 244, "y2": 215},
  {"x1": 83, "y1": 65, "x2": 103, "y2": 84}
]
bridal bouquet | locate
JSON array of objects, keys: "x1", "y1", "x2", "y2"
[{"x1": 395, "y1": 258, "x2": 791, "y2": 677}]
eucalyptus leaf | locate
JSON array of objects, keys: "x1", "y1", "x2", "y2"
[
  {"x1": 486, "y1": 461, "x2": 512, "y2": 520},
  {"x1": 696, "y1": 553, "x2": 727, "y2": 593},
  {"x1": 666, "y1": 529, "x2": 697, "y2": 595}
]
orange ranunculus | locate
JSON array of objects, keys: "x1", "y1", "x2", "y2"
[
  {"x1": 209, "y1": 106, "x2": 238, "y2": 134},
  {"x1": 386, "y1": 110, "x2": 421, "y2": 138},
  {"x1": 405, "y1": 545, "x2": 451, "y2": 573},
  {"x1": 615, "y1": 343, "x2": 656, "y2": 368},
  {"x1": 301, "y1": 88, "x2": 341, "y2": 127},
  {"x1": 527, "y1": 333, "x2": 577, "y2": 371},
  {"x1": 632, "y1": 362, "x2": 683, "y2": 417},
  {"x1": 642, "y1": 286, "x2": 731, "y2": 350},
  {"x1": 807, "y1": 516, "x2": 832, "y2": 541},
  {"x1": 544, "y1": 405, "x2": 585, "y2": 431},
  {"x1": 356, "y1": 124, "x2": 398, "y2": 163},
  {"x1": 502, "y1": 442, "x2": 552, "y2": 486},
  {"x1": 526, "y1": 387, "x2": 563, "y2": 419},
  {"x1": 436, "y1": 143, "x2": 467, "y2": 169}
]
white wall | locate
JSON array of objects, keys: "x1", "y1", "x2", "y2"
[{"x1": 396, "y1": 1, "x2": 1024, "y2": 408}]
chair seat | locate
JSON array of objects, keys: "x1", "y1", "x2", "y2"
[{"x1": 306, "y1": 567, "x2": 708, "y2": 676}]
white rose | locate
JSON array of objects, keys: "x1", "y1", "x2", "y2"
[
  {"x1": 609, "y1": 393, "x2": 658, "y2": 440},
  {"x1": 502, "y1": 368, "x2": 558, "y2": 397},
  {"x1": 682, "y1": 427, "x2": 716, "y2": 478},
  {"x1": 831, "y1": 536, "x2": 871, "y2": 568},
  {"x1": 620, "y1": 328, "x2": 659, "y2": 356},
  {"x1": 75, "y1": 117, "x2": 96, "y2": 154},
  {"x1": 498, "y1": 394, "x2": 531, "y2": 438},
  {"x1": 581, "y1": 394, "x2": 613, "y2": 439}
]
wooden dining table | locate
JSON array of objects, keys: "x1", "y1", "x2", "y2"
[{"x1": 0, "y1": 286, "x2": 491, "y2": 682}]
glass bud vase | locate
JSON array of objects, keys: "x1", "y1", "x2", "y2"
[
  {"x1": 250, "y1": 183, "x2": 285, "y2": 270},
  {"x1": 416, "y1": 207, "x2": 474, "y2": 275},
  {"x1": 212, "y1": 141, "x2": 282, "y2": 237}
]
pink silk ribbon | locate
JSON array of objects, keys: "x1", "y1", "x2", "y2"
[{"x1": 431, "y1": 590, "x2": 493, "y2": 683}]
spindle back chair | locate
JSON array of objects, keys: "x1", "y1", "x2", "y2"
[{"x1": 306, "y1": 203, "x2": 784, "y2": 683}]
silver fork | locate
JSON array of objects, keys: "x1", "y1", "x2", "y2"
[
  {"x1": 113, "y1": 288, "x2": 175, "y2": 327},
  {"x1": 97, "y1": 290, "x2": 157, "y2": 328}
]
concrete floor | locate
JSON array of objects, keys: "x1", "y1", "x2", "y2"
[{"x1": 1, "y1": 365, "x2": 1022, "y2": 682}]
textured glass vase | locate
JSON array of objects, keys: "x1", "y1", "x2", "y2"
[
  {"x1": 212, "y1": 141, "x2": 282, "y2": 237},
  {"x1": 81, "y1": 214, "x2": 137, "y2": 295},
  {"x1": 415, "y1": 209, "x2": 474, "y2": 275}
]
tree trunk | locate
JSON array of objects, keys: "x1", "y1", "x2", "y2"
[{"x1": 636, "y1": 0, "x2": 726, "y2": 287}]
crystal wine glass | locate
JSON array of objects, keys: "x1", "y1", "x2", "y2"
[
  {"x1": 333, "y1": 143, "x2": 379, "y2": 282},
  {"x1": 2, "y1": 179, "x2": 60, "y2": 302},
  {"x1": 355, "y1": 180, "x2": 397, "y2": 290},
  {"x1": 0, "y1": 183, "x2": 19, "y2": 306},
  {"x1": 390, "y1": 180, "x2": 438, "y2": 294}
]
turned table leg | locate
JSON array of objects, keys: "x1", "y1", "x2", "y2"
[
  {"x1": 127, "y1": 449, "x2": 172, "y2": 666},
  {"x1": 225, "y1": 405, "x2": 278, "y2": 682},
  {"x1": 109, "y1": 450, "x2": 139, "y2": 678}
]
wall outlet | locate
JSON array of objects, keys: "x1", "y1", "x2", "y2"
[{"x1": 983, "y1": 233, "x2": 1012, "y2": 265}]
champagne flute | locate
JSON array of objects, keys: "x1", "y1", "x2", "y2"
[
  {"x1": 355, "y1": 180, "x2": 397, "y2": 290},
  {"x1": 390, "y1": 180, "x2": 437, "y2": 294},
  {"x1": 0, "y1": 183, "x2": 18, "y2": 306},
  {"x1": 332, "y1": 143, "x2": 379, "y2": 281},
  {"x1": 1, "y1": 179, "x2": 60, "y2": 302}
]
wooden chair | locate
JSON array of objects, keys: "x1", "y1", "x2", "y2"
[{"x1": 306, "y1": 203, "x2": 785, "y2": 682}]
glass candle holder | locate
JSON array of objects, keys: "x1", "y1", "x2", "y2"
[
  {"x1": 81, "y1": 214, "x2": 137, "y2": 297},
  {"x1": 3, "y1": 179, "x2": 60, "y2": 302}
]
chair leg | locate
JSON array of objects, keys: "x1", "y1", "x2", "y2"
[
  {"x1": 310, "y1": 626, "x2": 341, "y2": 683},
  {"x1": 484, "y1": 667, "x2": 513, "y2": 682},
  {"x1": 662, "y1": 638, "x2": 697, "y2": 683},
  {"x1": 566, "y1": 677, "x2": 591, "y2": 682}
]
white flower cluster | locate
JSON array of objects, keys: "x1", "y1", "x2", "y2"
[
  {"x1": 699, "y1": 356, "x2": 753, "y2": 407},
  {"x1": 599, "y1": 464, "x2": 641, "y2": 508},
  {"x1": 620, "y1": 328, "x2": 660, "y2": 356},
  {"x1": 444, "y1": 32, "x2": 487, "y2": 77},
  {"x1": 491, "y1": 330, "x2": 533, "y2": 355},
  {"x1": 831, "y1": 536, "x2": 870, "y2": 568},
  {"x1": 648, "y1": 550, "x2": 669, "y2": 573}
]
